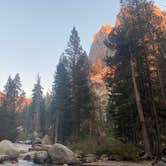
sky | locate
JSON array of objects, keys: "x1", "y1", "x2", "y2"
[{"x1": 0, "y1": 0, "x2": 165, "y2": 97}]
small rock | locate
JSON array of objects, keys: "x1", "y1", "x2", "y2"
[
  {"x1": 33, "y1": 138, "x2": 42, "y2": 145},
  {"x1": 162, "y1": 157, "x2": 166, "y2": 162},
  {"x1": 109, "y1": 154, "x2": 123, "y2": 161},
  {"x1": 100, "y1": 154, "x2": 109, "y2": 161},
  {"x1": 34, "y1": 151, "x2": 49, "y2": 164},
  {"x1": 83, "y1": 154, "x2": 98, "y2": 163},
  {"x1": 74, "y1": 150, "x2": 83, "y2": 162},
  {"x1": 25, "y1": 140, "x2": 32, "y2": 144},
  {"x1": 154, "y1": 161, "x2": 166, "y2": 166}
]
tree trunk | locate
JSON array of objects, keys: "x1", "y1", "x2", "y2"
[
  {"x1": 34, "y1": 110, "x2": 40, "y2": 134},
  {"x1": 54, "y1": 114, "x2": 59, "y2": 143},
  {"x1": 130, "y1": 56, "x2": 152, "y2": 157}
]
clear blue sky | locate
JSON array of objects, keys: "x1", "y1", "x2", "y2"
[{"x1": 0, "y1": 0, "x2": 164, "y2": 97}]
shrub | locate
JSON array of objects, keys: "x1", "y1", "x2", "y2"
[
  {"x1": 70, "y1": 135, "x2": 99, "y2": 154},
  {"x1": 70, "y1": 135, "x2": 140, "y2": 161}
]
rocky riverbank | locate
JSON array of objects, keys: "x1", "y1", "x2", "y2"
[
  {"x1": 0, "y1": 140, "x2": 78, "y2": 165},
  {"x1": 0, "y1": 139, "x2": 166, "y2": 166}
]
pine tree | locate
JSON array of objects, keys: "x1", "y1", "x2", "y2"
[
  {"x1": 2, "y1": 74, "x2": 25, "y2": 112},
  {"x1": 2, "y1": 76, "x2": 15, "y2": 112},
  {"x1": 31, "y1": 74, "x2": 44, "y2": 134},
  {"x1": 0, "y1": 74, "x2": 24, "y2": 141},
  {"x1": 51, "y1": 55, "x2": 71, "y2": 143},
  {"x1": 75, "y1": 52, "x2": 93, "y2": 133},
  {"x1": 105, "y1": 0, "x2": 165, "y2": 158},
  {"x1": 65, "y1": 27, "x2": 93, "y2": 138},
  {"x1": 0, "y1": 108, "x2": 18, "y2": 141}
]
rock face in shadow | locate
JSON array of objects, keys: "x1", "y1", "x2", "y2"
[{"x1": 48, "y1": 143, "x2": 76, "y2": 164}]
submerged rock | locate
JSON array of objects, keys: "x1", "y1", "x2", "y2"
[
  {"x1": 48, "y1": 143, "x2": 76, "y2": 164},
  {"x1": 20, "y1": 151, "x2": 36, "y2": 161},
  {"x1": 34, "y1": 151, "x2": 49, "y2": 164}
]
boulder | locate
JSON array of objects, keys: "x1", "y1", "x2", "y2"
[
  {"x1": 109, "y1": 154, "x2": 124, "y2": 161},
  {"x1": 34, "y1": 151, "x2": 49, "y2": 164},
  {"x1": 48, "y1": 143, "x2": 76, "y2": 164},
  {"x1": 33, "y1": 138, "x2": 42, "y2": 145},
  {"x1": 100, "y1": 154, "x2": 109, "y2": 161},
  {"x1": 82, "y1": 154, "x2": 98, "y2": 163},
  {"x1": 0, "y1": 140, "x2": 19, "y2": 159},
  {"x1": 154, "y1": 161, "x2": 166, "y2": 166},
  {"x1": 42, "y1": 135, "x2": 52, "y2": 145}
]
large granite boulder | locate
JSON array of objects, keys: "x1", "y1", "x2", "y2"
[
  {"x1": 48, "y1": 143, "x2": 76, "y2": 164},
  {"x1": 0, "y1": 140, "x2": 19, "y2": 159}
]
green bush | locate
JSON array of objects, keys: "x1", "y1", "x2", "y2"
[
  {"x1": 70, "y1": 135, "x2": 140, "y2": 161},
  {"x1": 0, "y1": 110, "x2": 18, "y2": 142},
  {"x1": 70, "y1": 135, "x2": 99, "y2": 154},
  {"x1": 96, "y1": 137, "x2": 140, "y2": 161}
]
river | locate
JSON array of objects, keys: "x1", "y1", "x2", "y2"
[{"x1": 2, "y1": 160, "x2": 65, "y2": 166}]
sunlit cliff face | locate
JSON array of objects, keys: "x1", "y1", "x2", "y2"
[
  {"x1": 89, "y1": 5, "x2": 166, "y2": 82},
  {"x1": 89, "y1": 25, "x2": 113, "y2": 81},
  {"x1": 93, "y1": 24, "x2": 113, "y2": 41},
  {"x1": 153, "y1": 6, "x2": 166, "y2": 30},
  {"x1": 89, "y1": 24, "x2": 113, "y2": 65},
  {"x1": 89, "y1": 58, "x2": 114, "y2": 82}
]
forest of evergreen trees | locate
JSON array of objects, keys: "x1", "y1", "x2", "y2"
[{"x1": 0, "y1": 0, "x2": 166, "y2": 162}]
